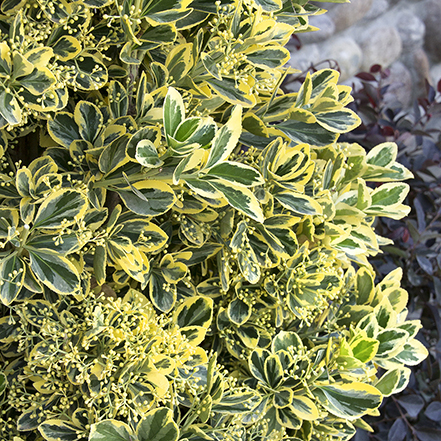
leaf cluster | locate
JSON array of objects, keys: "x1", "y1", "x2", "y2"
[
  {"x1": 0, "y1": 2, "x2": 428, "y2": 441},
  {"x1": 335, "y1": 65, "x2": 441, "y2": 441}
]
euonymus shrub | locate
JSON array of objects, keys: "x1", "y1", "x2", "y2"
[{"x1": 0, "y1": 1, "x2": 427, "y2": 440}]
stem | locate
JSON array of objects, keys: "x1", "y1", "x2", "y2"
[
  {"x1": 127, "y1": 64, "x2": 139, "y2": 116},
  {"x1": 23, "y1": 223, "x2": 34, "y2": 240},
  {"x1": 180, "y1": 402, "x2": 200, "y2": 432}
]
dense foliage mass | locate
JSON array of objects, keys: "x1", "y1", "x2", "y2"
[
  {"x1": 338, "y1": 67, "x2": 441, "y2": 441},
  {"x1": 0, "y1": 1, "x2": 428, "y2": 441}
]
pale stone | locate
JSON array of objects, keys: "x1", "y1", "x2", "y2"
[
  {"x1": 327, "y1": 0, "x2": 374, "y2": 32},
  {"x1": 430, "y1": 63, "x2": 441, "y2": 87},
  {"x1": 359, "y1": 25, "x2": 403, "y2": 71},
  {"x1": 383, "y1": 61, "x2": 413, "y2": 108},
  {"x1": 364, "y1": 0, "x2": 390, "y2": 21},
  {"x1": 400, "y1": 47, "x2": 431, "y2": 98},
  {"x1": 286, "y1": 43, "x2": 322, "y2": 73},
  {"x1": 395, "y1": 10, "x2": 425, "y2": 52},
  {"x1": 421, "y1": 0, "x2": 441, "y2": 61},
  {"x1": 298, "y1": 14, "x2": 335, "y2": 44},
  {"x1": 321, "y1": 36, "x2": 363, "y2": 81}
]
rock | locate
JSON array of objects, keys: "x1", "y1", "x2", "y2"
[
  {"x1": 358, "y1": 25, "x2": 403, "y2": 71},
  {"x1": 364, "y1": 0, "x2": 390, "y2": 21},
  {"x1": 430, "y1": 63, "x2": 441, "y2": 87},
  {"x1": 286, "y1": 43, "x2": 322, "y2": 73},
  {"x1": 401, "y1": 47, "x2": 431, "y2": 99},
  {"x1": 395, "y1": 11, "x2": 425, "y2": 52},
  {"x1": 327, "y1": 0, "x2": 374, "y2": 32},
  {"x1": 298, "y1": 14, "x2": 335, "y2": 44},
  {"x1": 383, "y1": 61, "x2": 413, "y2": 108},
  {"x1": 321, "y1": 36, "x2": 363, "y2": 81},
  {"x1": 421, "y1": 0, "x2": 441, "y2": 61},
  {"x1": 411, "y1": 48, "x2": 432, "y2": 96}
]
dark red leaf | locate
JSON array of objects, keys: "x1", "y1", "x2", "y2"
[
  {"x1": 355, "y1": 72, "x2": 376, "y2": 82},
  {"x1": 381, "y1": 68, "x2": 391, "y2": 79},
  {"x1": 381, "y1": 126, "x2": 395, "y2": 137},
  {"x1": 418, "y1": 98, "x2": 429, "y2": 110},
  {"x1": 402, "y1": 228, "x2": 410, "y2": 242},
  {"x1": 290, "y1": 34, "x2": 302, "y2": 51},
  {"x1": 370, "y1": 64, "x2": 382, "y2": 73}
]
